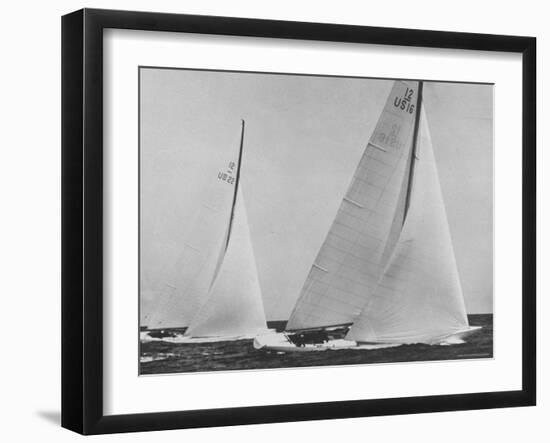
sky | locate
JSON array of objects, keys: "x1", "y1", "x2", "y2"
[{"x1": 139, "y1": 68, "x2": 493, "y2": 325}]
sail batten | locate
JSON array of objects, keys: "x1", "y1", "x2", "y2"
[
  {"x1": 368, "y1": 141, "x2": 388, "y2": 152},
  {"x1": 343, "y1": 196, "x2": 366, "y2": 208}
]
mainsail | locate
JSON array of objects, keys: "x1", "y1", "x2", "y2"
[
  {"x1": 347, "y1": 106, "x2": 469, "y2": 343},
  {"x1": 286, "y1": 81, "x2": 420, "y2": 331},
  {"x1": 145, "y1": 146, "x2": 238, "y2": 329}
]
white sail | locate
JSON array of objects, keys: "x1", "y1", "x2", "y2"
[
  {"x1": 146, "y1": 203, "x2": 233, "y2": 329},
  {"x1": 185, "y1": 186, "x2": 269, "y2": 337},
  {"x1": 286, "y1": 81, "x2": 420, "y2": 331},
  {"x1": 146, "y1": 129, "x2": 242, "y2": 329},
  {"x1": 347, "y1": 107, "x2": 469, "y2": 344}
]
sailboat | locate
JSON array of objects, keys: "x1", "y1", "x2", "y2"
[
  {"x1": 254, "y1": 80, "x2": 481, "y2": 352},
  {"x1": 145, "y1": 120, "x2": 269, "y2": 342}
]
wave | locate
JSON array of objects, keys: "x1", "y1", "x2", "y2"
[
  {"x1": 140, "y1": 330, "x2": 274, "y2": 344},
  {"x1": 140, "y1": 352, "x2": 176, "y2": 363},
  {"x1": 352, "y1": 343, "x2": 402, "y2": 350}
]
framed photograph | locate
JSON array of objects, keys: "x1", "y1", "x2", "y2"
[{"x1": 62, "y1": 8, "x2": 536, "y2": 435}]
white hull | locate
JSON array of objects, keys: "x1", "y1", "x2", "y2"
[
  {"x1": 142, "y1": 329, "x2": 274, "y2": 344},
  {"x1": 175, "y1": 334, "x2": 262, "y2": 344},
  {"x1": 253, "y1": 332, "x2": 358, "y2": 353}
]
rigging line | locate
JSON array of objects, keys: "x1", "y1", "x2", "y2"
[
  {"x1": 403, "y1": 81, "x2": 424, "y2": 225},
  {"x1": 225, "y1": 119, "x2": 245, "y2": 251}
]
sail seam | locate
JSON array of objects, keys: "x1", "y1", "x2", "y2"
[
  {"x1": 184, "y1": 243, "x2": 201, "y2": 252},
  {"x1": 202, "y1": 204, "x2": 219, "y2": 212}
]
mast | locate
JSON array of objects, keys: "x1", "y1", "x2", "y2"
[
  {"x1": 403, "y1": 81, "x2": 424, "y2": 224},
  {"x1": 226, "y1": 119, "x2": 245, "y2": 251}
]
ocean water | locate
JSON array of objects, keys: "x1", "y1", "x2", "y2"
[{"x1": 139, "y1": 314, "x2": 492, "y2": 375}]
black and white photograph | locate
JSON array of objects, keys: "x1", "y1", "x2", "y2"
[
  {"x1": 0, "y1": 0, "x2": 543, "y2": 439},
  {"x1": 139, "y1": 68, "x2": 494, "y2": 375}
]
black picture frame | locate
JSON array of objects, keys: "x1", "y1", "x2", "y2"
[{"x1": 61, "y1": 8, "x2": 536, "y2": 435}]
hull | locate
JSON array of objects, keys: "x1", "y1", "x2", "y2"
[
  {"x1": 253, "y1": 332, "x2": 357, "y2": 352},
  {"x1": 142, "y1": 329, "x2": 274, "y2": 344}
]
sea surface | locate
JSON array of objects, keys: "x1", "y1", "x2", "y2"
[{"x1": 139, "y1": 314, "x2": 492, "y2": 375}]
